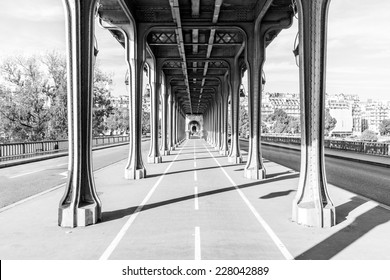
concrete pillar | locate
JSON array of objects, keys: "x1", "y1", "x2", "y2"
[
  {"x1": 59, "y1": 0, "x2": 101, "y2": 227},
  {"x1": 228, "y1": 61, "x2": 242, "y2": 164},
  {"x1": 292, "y1": 0, "x2": 335, "y2": 228},
  {"x1": 147, "y1": 61, "x2": 162, "y2": 164},
  {"x1": 160, "y1": 75, "x2": 169, "y2": 155},
  {"x1": 244, "y1": 27, "x2": 267, "y2": 179}
]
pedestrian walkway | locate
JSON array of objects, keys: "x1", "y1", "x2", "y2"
[{"x1": 1, "y1": 139, "x2": 390, "y2": 259}]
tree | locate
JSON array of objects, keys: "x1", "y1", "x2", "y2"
[
  {"x1": 265, "y1": 109, "x2": 300, "y2": 134},
  {"x1": 239, "y1": 103, "x2": 249, "y2": 136},
  {"x1": 142, "y1": 94, "x2": 151, "y2": 135},
  {"x1": 360, "y1": 129, "x2": 378, "y2": 141},
  {"x1": 324, "y1": 108, "x2": 337, "y2": 136},
  {"x1": 105, "y1": 107, "x2": 129, "y2": 135},
  {"x1": 0, "y1": 56, "x2": 52, "y2": 141},
  {"x1": 379, "y1": 119, "x2": 390, "y2": 136}
]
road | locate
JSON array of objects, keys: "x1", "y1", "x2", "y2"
[
  {"x1": 0, "y1": 142, "x2": 150, "y2": 208},
  {"x1": 239, "y1": 140, "x2": 390, "y2": 207}
]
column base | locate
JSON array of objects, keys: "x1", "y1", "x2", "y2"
[
  {"x1": 124, "y1": 168, "x2": 146, "y2": 180},
  {"x1": 58, "y1": 203, "x2": 101, "y2": 228},
  {"x1": 292, "y1": 201, "x2": 336, "y2": 228},
  {"x1": 228, "y1": 156, "x2": 242, "y2": 164},
  {"x1": 147, "y1": 156, "x2": 162, "y2": 164},
  {"x1": 244, "y1": 167, "x2": 266, "y2": 180},
  {"x1": 161, "y1": 150, "x2": 170, "y2": 156},
  {"x1": 219, "y1": 150, "x2": 229, "y2": 156}
]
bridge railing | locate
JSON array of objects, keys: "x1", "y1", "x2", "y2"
[
  {"x1": 0, "y1": 135, "x2": 130, "y2": 161},
  {"x1": 260, "y1": 135, "x2": 390, "y2": 156}
]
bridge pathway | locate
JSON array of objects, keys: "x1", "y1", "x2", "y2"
[{"x1": 1, "y1": 139, "x2": 390, "y2": 259}]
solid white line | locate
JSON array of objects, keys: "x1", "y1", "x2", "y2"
[
  {"x1": 99, "y1": 143, "x2": 185, "y2": 260},
  {"x1": 194, "y1": 226, "x2": 201, "y2": 260},
  {"x1": 194, "y1": 187, "x2": 199, "y2": 210},
  {"x1": 10, "y1": 169, "x2": 46, "y2": 179},
  {"x1": 204, "y1": 143, "x2": 294, "y2": 260},
  {"x1": 194, "y1": 161, "x2": 197, "y2": 168},
  {"x1": 194, "y1": 170, "x2": 198, "y2": 181}
]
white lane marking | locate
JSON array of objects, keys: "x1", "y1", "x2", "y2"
[
  {"x1": 56, "y1": 163, "x2": 68, "y2": 167},
  {"x1": 194, "y1": 187, "x2": 199, "y2": 210},
  {"x1": 0, "y1": 183, "x2": 66, "y2": 213},
  {"x1": 194, "y1": 226, "x2": 201, "y2": 260},
  {"x1": 204, "y1": 143, "x2": 294, "y2": 260},
  {"x1": 194, "y1": 161, "x2": 197, "y2": 168},
  {"x1": 99, "y1": 142, "x2": 186, "y2": 260},
  {"x1": 194, "y1": 170, "x2": 198, "y2": 181},
  {"x1": 59, "y1": 171, "x2": 68, "y2": 178},
  {"x1": 9, "y1": 169, "x2": 47, "y2": 179}
]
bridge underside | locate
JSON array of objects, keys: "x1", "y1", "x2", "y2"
[{"x1": 60, "y1": 0, "x2": 335, "y2": 229}]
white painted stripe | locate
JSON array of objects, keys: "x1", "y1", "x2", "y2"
[
  {"x1": 194, "y1": 161, "x2": 197, "y2": 168},
  {"x1": 194, "y1": 170, "x2": 198, "y2": 181},
  {"x1": 204, "y1": 144, "x2": 294, "y2": 260},
  {"x1": 99, "y1": 143, "x2": 185, "y2": 260},
  {"x1": 194, "y1": 226, "x2": 201, "y2": 260},
  {"x1": 194, "y1": 187, "x2": 199, "y2": 210},
  {"x1": 10, "y1": 169, "x2": 46, "y2": 178},
  {"x1": 59, "y1": 171, "x2": 68, "y2": 178}
]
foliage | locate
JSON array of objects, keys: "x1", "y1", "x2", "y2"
[
  {"x1": 265, "y1": 109, "x2": 300, "y2": 134},
  {"x1": 105, "y1": 107, "x2": 129, "y2": 135},
  {"x1": 360, "y1": 129, "x2": 378, "y2": 141},
  {"x1": 324, "y1": 108, "x2": 337, "y2": 136},
  {"x1": 142, "y1": 94, "x2": 151, "y2": 135},
  {"x1": 92, "y1": 67, "x2": 114, "y2": 136},
  {"x1": 379, "y1": 119, "x2": 390, "y2": 136},
  {"x1": 0, "y1": 53, "x2": 116, "y2": 142},
  {"x1": 239, "y1": 103, "x2": 249, "y2": 136}
]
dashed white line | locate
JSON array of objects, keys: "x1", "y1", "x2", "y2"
[
  {"x1": 99, "y1": 142, "x2": 185, "y2": 260},
  {"x1": 194, "y1": 170, "x2": 198, "y2": 181},
  {"x1": 194, "y1": 226, "x2": 201, "y2": 260},
  {"x1": 204, "y1": 143, "x2": 294, "y2": 260},
  {"x1": 194, "y1": 187, "x2": 199, "y2": 210}
]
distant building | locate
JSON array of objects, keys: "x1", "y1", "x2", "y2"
[
  {"x1": 361, "y1": 99, "x2": 390, "y2": 133},
  {"x1": 261, "y1": 92, "x2": 300, "y2": 120},
  {"x1": 109, "y1": 95, "x2": 129, "y2": 108}
]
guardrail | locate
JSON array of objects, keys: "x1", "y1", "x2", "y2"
[
  {"x1": 0, "y1": 135, "x2": 130, "y2": 161},
  {"x1": 260, "y1": 135, "x2": 390, "y2": 156}
]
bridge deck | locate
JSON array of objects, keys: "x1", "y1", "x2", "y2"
[{"x1": 1, "y1": 139, "x2": 390, "y2": 260}]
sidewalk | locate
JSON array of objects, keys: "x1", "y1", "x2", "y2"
[{"x1": 1, "y1": 139, "x2": 390, "y2": 259}]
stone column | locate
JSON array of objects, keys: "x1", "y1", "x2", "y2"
[
  {"x1": 59, "y1": 0, "x2": 101, "y2": 227},
  {"x1": 215, "y1": 96, "x2": 221, "y2": 150},
  {"x1": 228, "y1": 62, "x2": 242, "y2": 164},
  {"x1": 160, "y1": 75, "x2": 169, "y2": 155},
  {"x1": 292, "y1": 0, "x2": 335, "y2": 228},
  {"x1": 147, "y1": 61, "x2": 162, "y2": 164}
]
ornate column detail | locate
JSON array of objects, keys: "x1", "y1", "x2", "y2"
[
  {"x1": 292, "y1": 0, "x2": 335, "y2": 228},
  {"x1": 59, "y1": 0, "x2": 101, "y2": 227},
  {"x1": 160, "y1": 74, "x2": 169, "y2": 155},
  {"x1": 228, "y1": 62, "x2": 242, "y2": 164},
  {"x1": 147, "y1": 60, "x2": 162, "y2": 164}
]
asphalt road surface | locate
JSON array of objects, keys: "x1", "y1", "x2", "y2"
[{"x1": 239, "y1": 140, "x2": 390, "y2": 207}]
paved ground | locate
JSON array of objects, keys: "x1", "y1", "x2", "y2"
[{"x1": 1, "y1": 138, "x2": 390, "y2": 260}]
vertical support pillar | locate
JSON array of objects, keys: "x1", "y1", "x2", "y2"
[
  {"x1": 168, "y1": 90, "x2": 175, "y2": 151},
  {"x1": 228, "y1": 61, "x2": 242, "y2": 164},
  {"x1": 59, "y1": 0, "x2": 101, "y2": 227},
  {"x1": 244, "y1": 27, "x2": 266, "y2": 179},
  {"x1": 219, "y1": 75, "x2": 229, "y2": 155},
  {"x1": 292, "y1": 0, "x2": 335, "y2": 228},
  {"x1": 147, "y1": 60, "x2": 162, "y2": 164},
  {"x1": 160, "y1": 74, "x2": 169, "y2": 155},
  {"x1": 124, "y1": 27, "x2": 146, "y2": 179}
]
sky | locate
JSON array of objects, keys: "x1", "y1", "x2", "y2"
[{"x1": 0, "y1": 0, "x2": 389, "y2": 101}]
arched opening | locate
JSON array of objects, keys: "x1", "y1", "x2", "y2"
[{"x1": 188, "y1": 120, "x2": 200, "y2": 138}]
